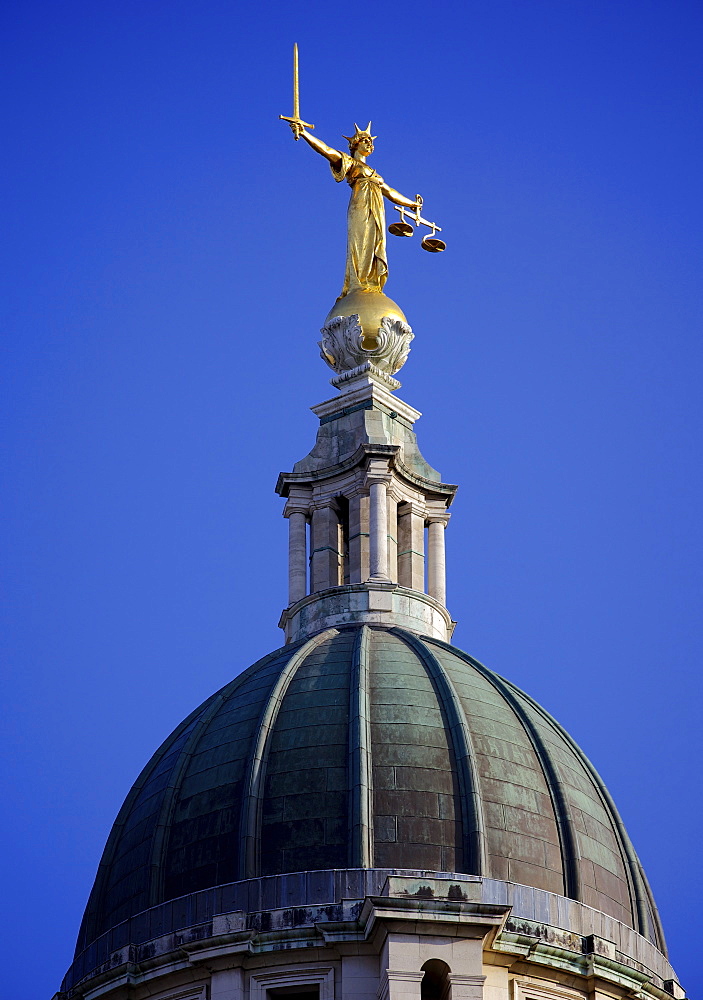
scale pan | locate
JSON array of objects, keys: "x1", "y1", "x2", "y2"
[
  {"x1": 421, "y1": 236, "x2": 446, "y2": 252},
  {"x1": 389, "y1": 221, "x2": 414, "y2": 237}
]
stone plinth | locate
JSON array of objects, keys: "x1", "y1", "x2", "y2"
[{"x1": 278, "y1": 582, "x2": 456, "y2": 643}]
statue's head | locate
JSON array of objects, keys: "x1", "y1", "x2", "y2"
[{"x1": 343, "y1": 122, "x2": 377, "y2": 156}]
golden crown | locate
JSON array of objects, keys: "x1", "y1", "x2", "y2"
[{"x1": 342, "y1": 122, "x2": 377, "y2": 145}]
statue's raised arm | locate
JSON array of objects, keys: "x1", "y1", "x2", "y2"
[
  {"x1": 288, "y1": 123, "x2": 419, "y2": 214},
  {"x1": 287, "y1": 121, "x2": 343, "y2": 169}
]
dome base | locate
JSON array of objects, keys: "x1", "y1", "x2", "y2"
[{"x1": 60, "y1": 869, "x2": 681, "y2": 999}]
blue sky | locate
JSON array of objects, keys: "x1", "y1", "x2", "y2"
[{"x1": 1, "y1": 1, "x2": 702, "y2": 996}]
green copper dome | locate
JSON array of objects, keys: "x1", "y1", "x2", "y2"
[{"x1": 76, "y1": 624, "x2": 665, "y2": 958}]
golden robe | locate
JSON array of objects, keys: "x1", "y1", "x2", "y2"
[{"x1": 331, "y1": 152, "x2": 388, "y2": 296}]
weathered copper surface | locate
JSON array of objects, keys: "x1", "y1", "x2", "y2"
[{"x1": 76, "y1": 625, "x2": 663, "y2": 958}]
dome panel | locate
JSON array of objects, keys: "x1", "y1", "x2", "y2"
[
  {"x1": 162, "y1": 646, "x2": 301, "y2": 900},
  {"x1": 369, "y1": 630, "x2": 459, "y2": 872},
  {"x1": 83, "y1": 712, "x2": 206, "y2": 941},
  {"x1": 507, "y1": 684, "x2": 634, "y2": 925},
  {"x1": 429, "y1": 640, "x2": 565, "y2": 895},
  {"x1": 261, "y1": 630, "x2": 354, "y2": 874}
]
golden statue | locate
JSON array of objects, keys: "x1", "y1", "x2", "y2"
[
  {"x1": 281, "y1": 45, "x2": 444, "y2": 353},
  {"x1": 288, "y1": 119, "x2": 421, "y2": 298}
]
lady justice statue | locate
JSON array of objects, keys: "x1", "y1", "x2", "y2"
[
  {"x1": 287, "y1": 119, "x2": 421, "y2": 300},
  {"x1": 281, "y1": 45, "x2": 443, "y2": 385}
]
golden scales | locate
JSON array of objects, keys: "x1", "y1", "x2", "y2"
[{"x1": 388, "y1": 197, "x2": 445, "y2": 252}]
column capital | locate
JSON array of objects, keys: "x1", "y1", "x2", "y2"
[
  {"x1": 364, "y1": 456, "x2": 393, "y2": 486},
  {"x1": 341, "y1": 484, "x2": 367, "y2": 500},
  {"x1": 364, "y1": 470, "x2": 393, "y2": 489},
  {"x1": 425, "y1": 500, "x2": 451, "y2": 525},
  {"x1": 398, "y1": 499, "x2": 426, "y2": 517},
  {"x1": 283, "y1": 487, "x2": 312, "y2": 519},
  {"x1": 310, "y1": 496, "x2": 342, "y2": 512},
  {"x1": 426, "y1": 511, "x2": 450, "y2": 526},
  {"x1": 283, "y1": 500, "x2": 311, "y2": 519}
]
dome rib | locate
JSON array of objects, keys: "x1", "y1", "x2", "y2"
[
  {"x1": 239, "y1": 628, "x2": 339, "y2": 878},
  {"x1": 149, "y1": 641, "x2": 307, "y2": 901},
  {"x1": 425, "y1": 637, "x2": 583, "y2": 901},
  {"x1": 147, "y1": 681, "x2": 245, "y2": 907},
  {"x1": 75, "y1": 694, "x2": 218, "y2": 954},
  {"x1": 348, "y1": 625, "x2": 374, "y2": 867},
  {"x1": 394, "y1": 628, "x2": 487, "y2": 876},
  {"x1": 509, "y1": 680, "x2": 667, "y2": 953},
  {"x1": 77, "y1": 640, "x2": 306, "y2": 953}
]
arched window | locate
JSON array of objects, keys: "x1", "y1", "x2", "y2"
[{"x1": 421, "y1": 960, "x2": 451, "y2": 1000}]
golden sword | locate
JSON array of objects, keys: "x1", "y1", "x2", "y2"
[{"x1": 279, "y1": 43, "x2": 315, "y2": 137}]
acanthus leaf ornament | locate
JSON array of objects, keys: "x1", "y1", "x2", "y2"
[{"x1": 319, "y1": 313, "x2": 414, "y2": 377}]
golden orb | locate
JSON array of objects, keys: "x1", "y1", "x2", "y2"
[{"x1": 324, "y1": 289, "x2": 407, "y2": 350}]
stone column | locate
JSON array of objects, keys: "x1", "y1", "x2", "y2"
[
  {"x1": 310, "y1": 503, "x2": 342, "y2": 592},
  {"x1": 397, "y1": 501, "x2": 425, "y2": 591},
  {"x1": 427, "y1": 513, "x2": 449, "y2": 605},
  {"x1": 348, "y1": 491, "x2": 369, "y2": 584},
  {"x1": 387, "y1": 496, "x2": 398, "y2": 583},
  {"x1": 287, "y1": 510, "x2": 308, "y2": 605},
  {"x1": 366, "y1": 468, "x2": 392, "y2": 581}
]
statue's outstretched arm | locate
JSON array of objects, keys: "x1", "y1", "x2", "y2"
[
  {"x1": 381, "y1": 183, "x2": 421, "y2": 210},
  {"x1": 288, "y1": 123, "x2": 343, "y2": 168}
]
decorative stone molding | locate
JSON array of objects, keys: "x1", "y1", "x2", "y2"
[
  {"x1": 447, "y1": 975, "x2": 486, "y2": 1000},
  {"x1": 378, "y1": 970, "x2": 424, "y2": 1000},
  {"x1": 319, "y1": 314, "x2": 414, "y2": 378},
  {"x1": 309, "y1": 381, "x2": 422, "y2": 426},
  {"x1": 425, "y1": 499, "x2": 451, "y2": 527},
  {"x1": 152, "y1": 988, "x2": 207, "y2": 1000},
  {"x1": 331, "y1": 361, "x2": 401, "y2": 391},
  {"x1": 364, "y1": 467, "x2": 394, "y2": 489},
  {"x1": 283, "y1": 486, "x2": 313, "y2": 519},
  {"x1": 397, "y1": 498, "x2": 427, "y2": 518},
  {"x1": 511, "y1": 980, "x2": 586, "y2": 1000},
  {"x1": 249, "y1": 966, "x2": 335, "y2": 1000}
]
